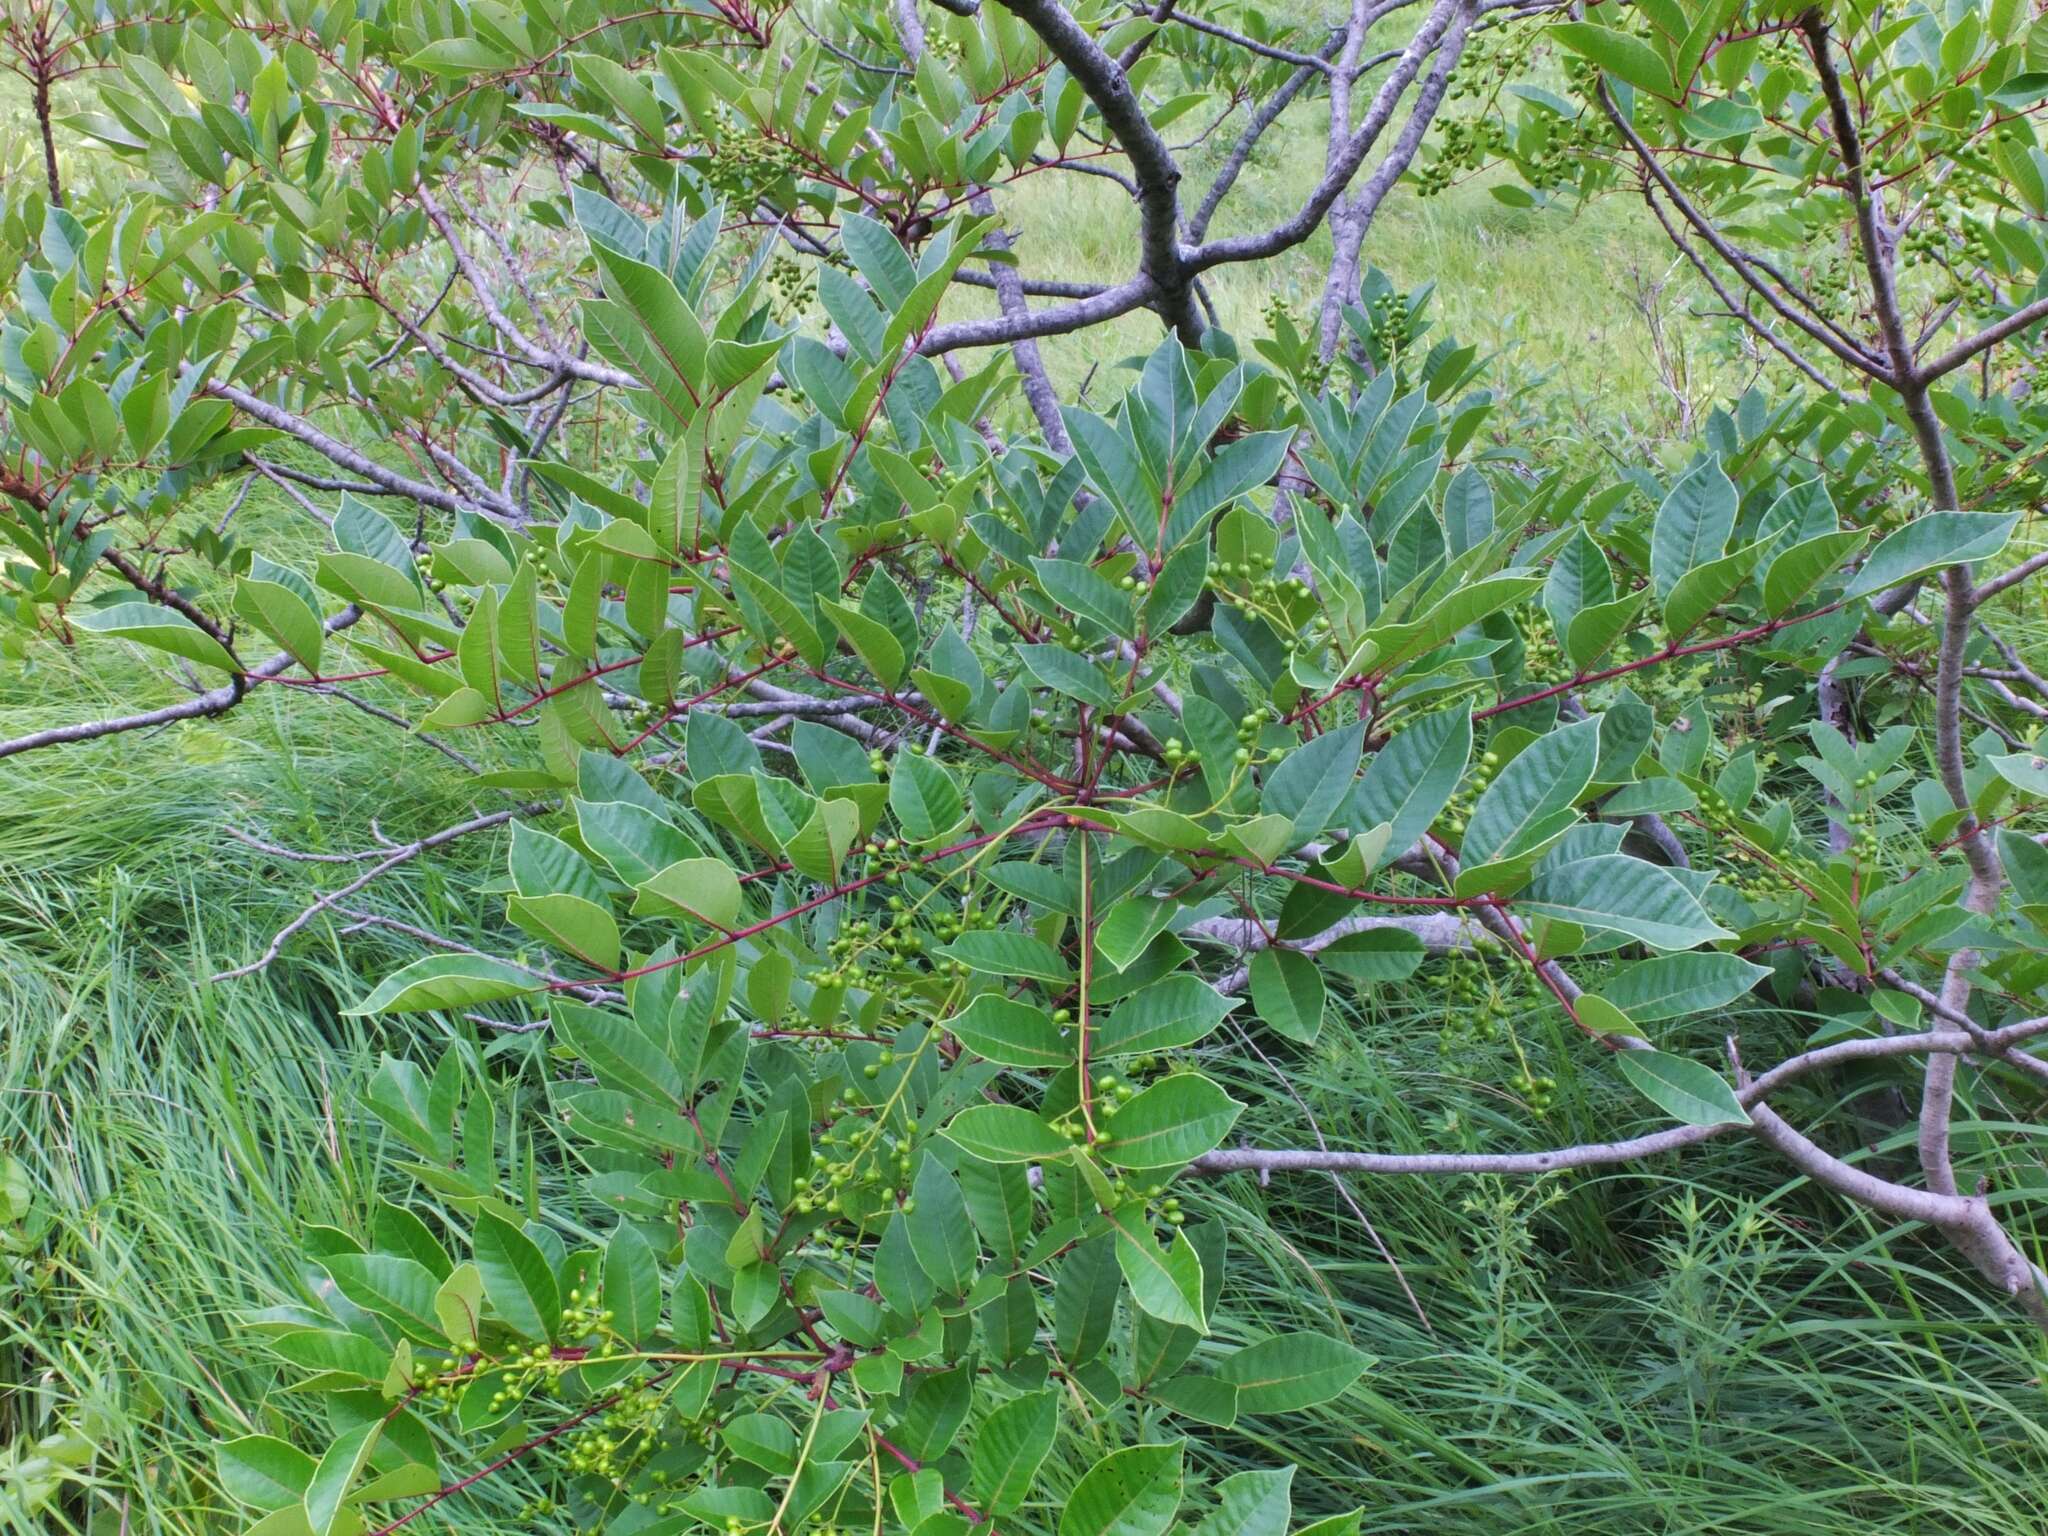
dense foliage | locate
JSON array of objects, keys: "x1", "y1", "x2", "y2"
[{"x1": 1, "y1": 1, "x2": 2046, "y2": 1534}]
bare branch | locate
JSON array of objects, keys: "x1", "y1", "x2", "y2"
[
  {"x1": 214, "y1": 801, "x2": 554, "y2": 982},
  {"x1": 1189, "y1": 1019, "x2": 2048, "y2": 1183},
  {"x1": 207, "y1": 380, "x2": 512, "y2": 520},
  {"x1": 1187, "y1": 43, "x2": 1341, "y2": 241},
  {"x1": 992, "y1": 0, "x2": 1202, "y2": 340},
  {"x1": 1188, "y1": 911, "x2": 1482, "y2": 997},
  {"x1": 1187, "y1": 0, "x2": 1470, "y2": 274},
  {"x1": 1593, "y1": 81, "x2": 1886, "y2": 377},
  {"x1": 967, "y1": 189, "x2": 1072, "y2": 451},
  {"x1": 0, "y1": 607, "x2": 361, "y2": 763},
  {"x1": 1915, "y1": 289, "x2": 2048, "y2": 383}
]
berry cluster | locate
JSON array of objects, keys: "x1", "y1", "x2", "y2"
[
  {"x1": 697, "y1": 132, "x2": 806, "y2": 205},
  {"x1": 1438, "y1": 747, "x2": 1503, "y2": 840},
  {"x1": 1515, "y1": 605, "x2": 1575, "y2": 686}
]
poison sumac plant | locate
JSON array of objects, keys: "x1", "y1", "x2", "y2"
[{"x1": 1, "y1": 3, "x2": 2046, "y2": 1535}]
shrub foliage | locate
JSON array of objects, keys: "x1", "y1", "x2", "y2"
[{"x1": 2, "y1": 2, "x2": 2047, "y2": 1534}]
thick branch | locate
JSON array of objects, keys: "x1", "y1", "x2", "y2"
[{"x1": 994, "y1": 0, "x2": 1200, "y2": 340}]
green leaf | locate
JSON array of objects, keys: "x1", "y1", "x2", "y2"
[
  {"x1": 302, "y1": 1422, "x2": 380, "y2": 1536},
  {"x1": 1351, "y1": 705, "x2": 1470, "y2": 865},
  {"x1": 1615, "y1": 1048, "x2": 1750, "y2": 1126},
  {"x1": 217, "y1": 1436, "x2": 317, "y2": 1510},
  {"x1": 819, "y1": 598, "x2": 906, "y2": 688},
  {"x1": 507, "y1": 892, "x2": 621, "y2": 972},
  {"x1": 510, "y1": 823, "x2": 606, "y2": 903},
  {"x1": 841, "y1": 214, "x2": 919, "y2": 308},
  {"x1": 1762, "y1": 530, "x2": 1865, "y2": 617},
  {"x1": 1018, "y1": 644, "x2": 1121, "y2": 711},
  {"x1": 233, "y1": 571, "x2": 324, "y2": 673},
  {"x1": 603, "y1": 1225, "x2": 662, "y2": 1345},
  {"x1": 971, "y1": 1391, "x2": 1058, "y2": 1515},
  {"x1": 785, "y1": 797, "x2": 859, "y2": 882},
  {"x1": 1059, "y1": 1440, "x2": 1185, "y2": 1536},
  {"x1": 948, "y1": 995, "x2": 1070, "y2": 1067},
  {"x1": 935, "y1": 931, "x2": 1071, "y2": 985},
  {"x1": 320, "y1": 1254, "x2": 444, "y2": 1343},
  {"x1": 1842, "y1": 512, "x2": 2019, "y2": 601},
  {"x1": 1566, "y1": 589, "x2": 1648, "y2": 670},
  {"x1": 1215, "y1": 1333, "x2": 1371, "y2": 1413},
  {"x1": 1099, "y1": 1074, "x2": 1242, "y2": 1169},
  {"x1": 1262, "y1": 723, "x2": 1362, "y2": 843},
  {"x1": 1151, "y1": 1374, "x2": 1239, "y2": 1427},
  {"x1": 348, "y1": 955, "x2": 540, "y2": 1016},
  {"x1": 907, "y1": 1156, "x2": 979, "y2": 1295},
  {"x1": 1462, "y1": 718, "x2": 1599, "y2": 865},
  {"x1": 1544, "y1": 529, "x2": 1614, "y2": 635},
  {"x1": 1517, "y1": 855, "x2": 1733, "y2": 950},
  {"x1": 890, "y1": 752, "x2": 965, "y2": 841},
  {"x1": 1248, "y1": 948, "x2": 1324, "y2": 1043},
  {"x1": 650, "y1": 422, "x2": 707, "y2": 559},
  {"x1": 1549, "y1": 21, "x2": 1676, "y2": 99},
  {"x1": 1650, "y1": 459, "x2": 1736, "y2": 599},
  {"x1": 1055, "y1": 1233, "x2": 1121, "y2": 1365},
  {"x1": 72, "y1": 601, "x2": 238, "y2": 673},
  {"x1": 1662, "y1": 541, "x2": 1763, "y2": 638},
  {"x1": 434, "y1": 1263, "x2": 484, "y2": 1348},
  {"x1": 942, "y1": 1104, "x2": 1070, "y2": 1163},
  {"x1": 1034, "y1": 556, "x2": 1136, "y2": 636},
  {"x1": 269, "y1": 1330, "x2": 388, "y2": 1381},
  {"x1": 473, "y1": 1212, "x2": 560, "y2": 1341},
  {"x1": 1192, "y1": 1468, "x2": 1293, "y2": 1536},
  {"x1": 1596, "y1": 953, "x2": 1770, "y2": 1021},
  {"x1": 1094, "y1": 974, "x2": 1236, "y2": 1054},
  {"x1": 1317, "y1": 927, "x2": 1425, "y2": 981},
  {"x1": 1999, "y1": 828, "x2": 2048, "y2": 906},
  {"x1": 405, "y1": 37, "x2": 515, "y2": 73},
  {"x1": 1110, "y1": 1207, "x2": 1207, "y2": 1332},
  {"x1": 633, "y1": 858, "x2": 741, "y2": 928}
]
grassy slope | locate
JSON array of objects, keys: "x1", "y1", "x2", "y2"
[{"x1": 1, "y1": 57, "x2": 2045, "y2": 1536}]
